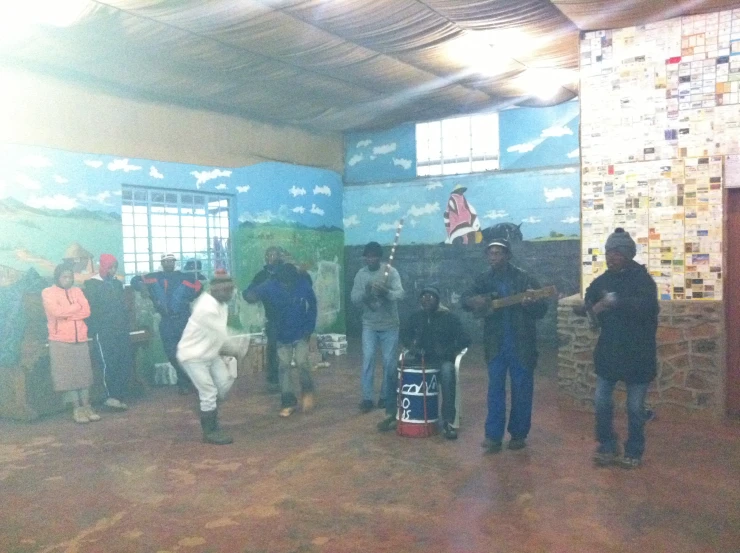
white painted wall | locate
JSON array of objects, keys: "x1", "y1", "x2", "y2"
[{"x1": 0, "y1": 67, "x2": 343, "y2": 172}]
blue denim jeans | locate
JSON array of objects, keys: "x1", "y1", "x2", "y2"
[
  {"x1": 438, "y1": 361, "x2": 456, "y2": 426},
  {"x1": 361, "y1": 327, "x2": 399, "y2": 408},
  {"x1": 595, "y1": 376, "x2": 649, "y2": 459},
  {"x1": 484, "y1": 348, "x2": 533, "y2": 442}
]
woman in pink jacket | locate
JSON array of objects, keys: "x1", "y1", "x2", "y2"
[{"x1": 42, "y1": 263, "x2": 100, "y2": 424}]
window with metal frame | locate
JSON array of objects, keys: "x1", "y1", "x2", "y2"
[
  {"x1": 416, "y1": 113, "x2": 499, "y2": 177},
  {"x1": 121, "y1": 186, "x2": 231, "y2": 282}
]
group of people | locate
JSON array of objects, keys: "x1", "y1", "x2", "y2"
[
  {"x1": 351, "y1": 228, "x2": 658, "y2": 469},
  {"x1": 42, "y1": 255, "x2": 132, "y2": 424},
  {"x1": 41, "y1": 226, "x2": 658, "y2": 466}
]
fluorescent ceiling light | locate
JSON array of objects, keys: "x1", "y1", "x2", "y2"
[
  {"x1": 517, "y1": 68, "x2": 578, "y2": 100},
  {"x1": 446, "y1": 32, "x2": 510, "y2": 76}
]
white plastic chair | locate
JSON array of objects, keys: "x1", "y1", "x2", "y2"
[{"x1": 451, "y1": 347, "x2": 467, "y2": 429}]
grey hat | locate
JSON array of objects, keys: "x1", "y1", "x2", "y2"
[
  {"x1": 419, "y1": 285, "x2": 440, "y2": 299},
  {"x1": 605, "y1": 227, "x2": 636, "y2": 259}
]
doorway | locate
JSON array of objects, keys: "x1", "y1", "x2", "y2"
[{"x1": 725, "y1": 188, "x2": 740, "y2": 417}]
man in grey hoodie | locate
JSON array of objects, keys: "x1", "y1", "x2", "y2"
[{"x1": 350, "y1": 241, "x2": 405, "y2": 416}]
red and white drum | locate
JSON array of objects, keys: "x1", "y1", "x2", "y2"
[{"x1": 396, "y1": 356, "x2": 439, "y2": 438}]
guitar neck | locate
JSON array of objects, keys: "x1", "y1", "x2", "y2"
[{"x1": 490, "y1": 286, "x2": 557, "y2": 310}]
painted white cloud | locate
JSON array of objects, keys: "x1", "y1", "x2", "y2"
[
  {"x1": 16, "y1": 173, "x2": 40, "y2": 190},
  {"x1": 425, "y1": 181, "x2": 443, "y2": 190},
  {"x1": 370, "y1": 155, "x2": 377, "y2": 160},
  {"x1": 310, "y1": 204, "x2": 325, "y2": 216},
  {"x1": 313, "y1": 185, "x2": 331, "y2": 196},
  {"x1": 356, "y1": 139, "x2": 372, "y2": 148},
  {"x1": 561, "y1": 216, "x2": 580, "y2": 224},
  {"x1": 406, "y1": 202, "x2": 439, "y2": 217},
  {"x1": 292, "y1": 206, "x2": 306, "y2": 214},
  {"x1": 108, "y1": 158, "x2": 142, "y2": 173},
  {"x1": 541, "y1": 125, "x2": 573, "y2": 138},
  {"x1": 53, "y1": 175, "x2": 68, "y2": 184},
  {"x1": 26, "y1": 194, "x2": 79, "y2": 210},
  {"x1": 191, "y1": 168, "x2": 232, "y2": 188},
  {"x1": 215, "y1": 184, "x2": 227, "y2": 190},
  {"x1": 149, "y1": 166, "x2": 164, "y2": 179},
  {"x1": 20, "y1": 155, "x2": 52, "y2": 168},
  {"x1": 348, "y1": 154, "x2": 364, "y2": 166},
  {"x1": 544, "y1": 186, "x2": 573, "y2": 202},
  {"x1": 522, "y1": 216, "x2": 541, "y2": 224},
  {"x1": 368, "y1": 202, "x2": 400, "y2": 215},
  {"x1": 377, "y1": 220, "x2": 401, "y2": 232},
  {"x1": 566, "y1": 148, "x2": 580, "y2": 159},
  {"x1": 392, "y1": 158, "x2": 412, "y2": 170},
  {"x1": 84, "y1": 160, "x2": 103, "y2": 168},
  {"x1": 484, "y1": 209, "x2": 509, "y2": 220},
  {"x1": 289, "y1": 186, "x2": 307, "y2": 197},
  {"x1": 236, "y1": 185, "x2": 250, "y2": 193},
  {"x1": 77, "y1": 191, "x2": 112, "y2": 205},
  {"x1": 373, "y1": 143, "x2": 396, "y2": 155},
  {"x1": 507, "y1": 140, "x2": 541, "y2": 154},
  {"x1": 343, "y1": 214, "x2": 360, "y2": 228},
  {"x1": 409, "y1": 219, "x2": 418, "y2": 227}
]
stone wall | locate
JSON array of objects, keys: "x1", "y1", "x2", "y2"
[{"x1": 558, "y1": 295, "x2": 725, "y2": 419}]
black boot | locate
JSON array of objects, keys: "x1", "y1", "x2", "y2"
[{"x1": 199, "y1": 410, "x2": 233, "y2": 445}]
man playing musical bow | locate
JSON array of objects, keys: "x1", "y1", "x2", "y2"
[
  {"x1": 350, "y1": 241, "x2": 405, "y2": 416},
  {"x1": 462, "y1": 238, "x2": 548, "y2": 453}
]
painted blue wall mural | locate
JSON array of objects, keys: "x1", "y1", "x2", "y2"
[
  {"x1": 343, "y1": 167, "x2": 580, "y2": 245},
  {"x1": 0, "y1": 143, "x2": 345, "y2": 332},
  {"x1": 344, "y1": 123, "x2": 416, "y2": 184},
  {"x1": 499, "y1": 100, "x2": 580, "y2": 170},
  {"x1": 342, "y1": 102, "x2": 581, "y2": 246}
]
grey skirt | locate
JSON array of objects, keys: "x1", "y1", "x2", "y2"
[{"x1": 49, "y1": 341, "x2": 93, "y2": 392}]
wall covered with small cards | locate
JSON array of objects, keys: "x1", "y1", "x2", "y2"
[{"x1": 580, "y1": 8, "x2": 740, "y2": 300}]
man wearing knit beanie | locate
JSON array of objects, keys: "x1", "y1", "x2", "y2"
[
  {"x1": 177, "y1": 269, "x2": 240, "y2": 445},
  {"x1": 574, "y1": 228, "x2": 659, "y2": 469},
  {"x1": 84, "y1": 254, "x2": 133, "y2": 411}
]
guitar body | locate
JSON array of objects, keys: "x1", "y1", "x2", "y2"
[{"x1": 472, "y1": 285, "x2": 557, "y2": 318}]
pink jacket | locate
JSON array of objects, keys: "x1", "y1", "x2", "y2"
[{"x1": 41, "y1": 285, "x2": 91, "y2": 343}]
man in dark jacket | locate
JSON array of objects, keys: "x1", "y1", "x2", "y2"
[
  {"x1": 394, "y1": 285, "x2": 470, "y2": 439},
  {"x1": 463, "y1": 239, "x2": 548, "y2": 453},
  {"x1": 132, "y1": 253, "x2": 202, "y2": 394},
  {"x1": 84, "y1": 253, "x2": 132, "y2": 410},
  {"x1": 575, "y1": 228, "x2": 658, "y2": 469},
  {"x1": 242, "y1": 246, "x2": 283, "y2": 393},
  {"x1": 244, "y1": 263, "x2": 318, "y2": 417}
]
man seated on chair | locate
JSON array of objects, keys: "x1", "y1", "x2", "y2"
[{"x1": 386, "y1": 285, "x2": 470, "y2": 439}]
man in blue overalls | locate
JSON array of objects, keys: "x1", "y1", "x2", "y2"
[
  {"x1": 463, "y1": 239, "x2": 548, "y2": 453},
  {"x1": 134, "y1": 253, "x2": 202, "y2": 394}
]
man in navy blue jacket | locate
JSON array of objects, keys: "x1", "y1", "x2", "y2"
[
  {"x1": 132, "y1": 253, "x2": 202, "y2": 394},
  {"x1": 245, "y1": 263, "x2": 317, "y2": 417}
]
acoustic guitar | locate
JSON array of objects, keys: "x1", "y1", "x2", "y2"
[{"x1": 473, "y1": 285, "x2": 557, "y2": 318}]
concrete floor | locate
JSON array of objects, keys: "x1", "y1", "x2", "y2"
[{"x1": 1, "y1": 341, "x2": 739, "y2": 553}]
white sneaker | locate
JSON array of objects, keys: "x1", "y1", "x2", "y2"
[{"x1": 104, "y1": 398, "x2": 128, "y2": 410}]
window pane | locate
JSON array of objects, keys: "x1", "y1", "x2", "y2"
[
  {"x1": 121, "y1": 187, "x2": 230, "y2": 279},
  {"x1": 442, "y1": 161, "x2": 470, "y2": 175},
  {"x1": 441, "y1": 117, "x2": 471, "y2": 160}
]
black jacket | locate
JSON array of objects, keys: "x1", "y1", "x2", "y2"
[
  {"x1": 462, "y1": 263, "x2": 547, "y2": 368},
  {"x1": 84, "y1": 276, "x2": 130, "y2": 337},
  {"x1": 401, "y1": 307, "x2": 471, "y2": 364},
  {"x1": 585, "y1": 260, "x2": 659, "y2": 384}
]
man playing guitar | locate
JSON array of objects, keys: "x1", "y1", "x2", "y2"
[{"x1": 462, "y1": 238, "x2": 549, "y2": 454}]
